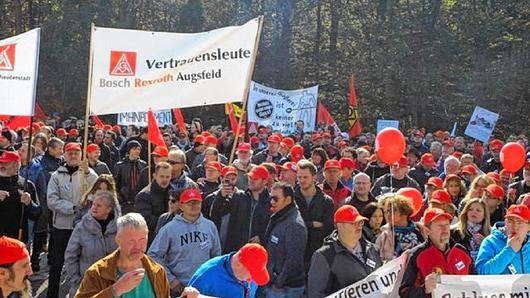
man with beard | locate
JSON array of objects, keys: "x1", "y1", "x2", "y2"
[
  {"x1": 252, "y1": 135, "x2": 282, "y2": 165},
  {"x1": 103, "y1": 130, "x2": 120, "y2": 169},
  {"x1": 75, "y1": 213, "x2": 199, "y2": 298},
  {"x1": 92, "y1": 129, "x2": 112, "y2": 167},
  {"x1": 0, "y1": 151, "x2": 41, "y2": 242},
  {"x1": 0, "y1": 236, "x2": 33, "y2": 298},
  {"x1": 232, "y1": 142, "x2": 254, "y2": 190}
]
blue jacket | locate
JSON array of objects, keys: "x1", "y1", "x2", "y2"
[
  {"x1": 475, "y1": 225, "x2": 530, "y2": 274},
  {"x1": 188, "y1": 253, "x2": 258, "y2": 298}
]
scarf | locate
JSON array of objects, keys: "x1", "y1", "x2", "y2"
[{"x1": 467, "y1": 221, "x2": 483, "y2": 260}]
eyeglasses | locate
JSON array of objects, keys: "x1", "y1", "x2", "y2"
[{"x1": 168, "y1": 160, "x2": 185, "y2": 165}]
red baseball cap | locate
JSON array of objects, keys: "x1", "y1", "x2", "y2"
[
  {"x1": 152, "y1": 146, "x2": 169, "y2": 157},
  {"x1": 339, "y1": 157, "x2": 356, "y2": 170},
  {"x1": 505, "y1": 204, "x2": 530, "y2": 222},
  {"x1": 324, "y1": 159, "x2": 341, "y2": 170},
  {"x1": 205, "y1": 136, "x2": 218, "y2": 146},
  {"x1": 443, "y1": 139, "x2": 455, "y2": 147},
  {"x1": 334, "y1": 205, "x2": 367, "y2": 223},
  {"x1": 0, "y1": 151, "x2": 21, "y2": 163},
  {"x1": 487, "y1": 172, "x2": 501, "y2": 183},
  {"x1": 338, "y1": 141, "x2": 348, "y2": 148},
  {"x1": 430, "y1": 190, "x2": 452, "y2": 204},
  {"x1": 179, "y1": 188, "x2": 203, "y2": 204},
  {"x1": 64, "y1": 142, "x2": 81, "y2": 152},
  {"x1": 444, "y1": 174, "x2": 462, "y2": 183},
  {"x1": 499, "y1": 169, "x2": 513, "y2": 179},
  {"x1": 0, "y1": 236, "x2": 29, "y2": 265},
  {"x1": 290, "y1": 145, "x2": 304, "y2": 162},
  {"x1": 421, "y1": 153, "x2": 436, "y2": 167},
  {"x1": 68, "y1": 129, "x2": 79, "y2": 137},
  {"x1": 103, "y1": 124, "x2": 112, "y2": 131},
  {"x1": 452, "y1": 151, "x2": 463, "y2": 160},
  {"x1": 394, "y1": 156, "x2": 409, "y2": 168},
  {"x1": 86, "y1": 143, "x2": 100, "y2": 154},
  {"x1": 267, "y1": 134, "x2": 281, "y2": 143},
  {"x1": 112, "y1": 125, "x2": 121, "y2": 133},
  {"x1": 485, "y1": 184, "x2": 504, "y2": 200},
  {"x1": 281, "y1": 138, "x2": 295, "y2": 149},
  {"x1": 524, "y1": 160, "x2": 530, "y2": 170},
  {"x1": 194, "y1": 135, "x2": 205, "y2": 144},
  {"x1": 280, "y1": 161, "x2": 297, "y2": 172},
  {"x1": 206, "y1": 161, "x2": 222, "y2": 173},
  {"x1": 461, "y1": 165, "x2": 478, "y2": 175},
  {"x1": 424, "y1": 208, "x2": 453, "y2": 226},
  {"x1": 250, "y1": 136, "x2": 260, "y2": 144},
  {"x1": 489, "y1": 139, "x2": 504, "y2": 151},
  {"x1": 247, "y1": 165, "x2": 270, "y2": 180},
  {"x1": 56, "y1": 128, "x2": 67, "y2": 136},
  {"x1": 312, "y1": 134, "x2": 322, "y2": 141},
  {"x1": 237, "y1": 142, "x2": 251, "y2": 152},
  {"x1": 426, "y1": 177, "x2": 443, "y2": 189},
  {"x1": 238, "y1": 243, "x2": 270, "y2": 286},
  {"x1": 221, "y1": 166, "x2": 237, "y2": 177}
]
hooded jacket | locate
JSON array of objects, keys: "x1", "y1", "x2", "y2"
[
  {"x1": 65, "y1": 212, "x2": 118, "y2": 296},
  {"x1": 148, "y1": 214, "x2": 221, "y2": 285},
  {"x1": 47, "y1": 165, "x2": 98, "y2": 230},
  {"x1": 307, "y1": 230, "x2": 382, "y2": 298},
  {"x1": 264, "y1": 203, "x2": 307, "y2": 289},
  {"x1": 113, "y1": 157, "x2": 146, "y2": 205},
  {"x1": 475, "y1": 225, "x2": 530, "y2": 274}
]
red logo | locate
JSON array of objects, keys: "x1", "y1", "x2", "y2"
[
  {"x1": 0, "y1": 43, "x2": 16, "y2": 71},
  {"x1": 109, "y1": 51, "x2": 136, "y2": 76}
]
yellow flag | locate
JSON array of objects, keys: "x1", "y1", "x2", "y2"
[{"x1": 225, "y1": 102, "x2": 243, "y2": 118}]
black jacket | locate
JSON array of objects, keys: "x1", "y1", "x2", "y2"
[
  {"x1": 113, "y1": 158, "x2": 147, "y2": 204},
  {"x1": 371, "y1": 173, "x2": 422, "y2": 197},
  {"x1": 37, "y1": 152, "x2": 63, "y2": 184},
  {"x1": 135, "y1": 180, "x2": 170, "y2": 243},
  {"x1": 293, "y1": 185, "x2": 335, "y2": 269},
  {"x1": 0, "y1": 175, "x2": 41, "y2": 242},
  {"x1": 409, "y1": 165, "x2": 440, "y2": 192},
  {"x1": 481, "y1": 157, "x2": 502, "y2": 174},
  {"x1": 251, "y1": 149, "x2": 282, "y2": 165},
  {"x1": 307, "y1": 230, "x2": 382, "y2": 298},
  {"x1": 264, "y1": 203, "x2": 307, "y2": 288},
  {"x1": 363, "y1": 161, "x2": 389, "y2": 183},
  {"x1": 210, "y1": 188, "x2": 271, "y2": 253}
]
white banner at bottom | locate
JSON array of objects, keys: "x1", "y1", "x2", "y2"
[
  {"x1": 325, "y1": 254, "x2": 408, "y2": 298},
  {"x1": 434, "y1": 274, "x2": 530, "y2": 298}
]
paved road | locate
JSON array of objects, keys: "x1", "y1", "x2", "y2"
[{"x1": 29, "y1": 253, "x2": 70, "y2": 298}]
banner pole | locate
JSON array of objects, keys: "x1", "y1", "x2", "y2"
[
  {"x1": 18, "y1": 116, "x2": 34, "y2": 241},
  {"x1": 80, "y1": 23, "x2": 96, "y2": 195},
  {"x1": 229, "y1": 16, "x2": 264, "y2": 164},
  {"x1": 148, "y1": 139, "x2": 152, "y2": 184}
]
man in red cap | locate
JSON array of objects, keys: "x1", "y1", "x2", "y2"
[
  {"x1": 55, "y1": 128, "x2": 68, "y2": 142},
  {"x1": 461, "y1": 164, "x2": 479, "y2": 187},
  {"x1": 476, "y1": 204, "x2": 530, "y2": 274},
  {"x1": 189, "y1": 243, "x2": 270, "y2": 297},
  {"x1": 252, "y1": 134, "x2": 283, "y2": 165},
  {"x1": 0, "y1": 151, "x2": 41, "y2": 243},
  {"x1": 86, "y1": 143, "x2": 111, "y2": 175},
  {"x1": 400, "y1": 208, "x2": 473, "y2": 297},
  {"x1": 46, "y1": 142, "x2": 98, "y2": 298},
  {"x1": 338, "y1": 157, "x2": 356, "y2": 191},
  {"x1": 371, "y1": 156, "x2": 421, "y2": 197},
  {"x1": 279, "y1": 161, "x2": 297, "y2": 187},
  {"x1": 307, "y1": 205, "x2": 381, "y2": 297},
  {"x1": 232, "y1": 142, "x2": 255, "y2": 190},
  {"x1": 482, "y1": 184, "x2": 506, "y2": 225},
  {"x1": 203, "y1": 165, "x2": 242, "y2": 221},
  {"x1": 320, "y1": 160, "x2": 351, "y2": 210},
  {"x1": 0, "y1": 236, "x2": 33, "y2": 298},
  {"x1": 191, "y1": 135, "x2": 229, "y2": 169},
  {"x1": 185, "y1": 135, "x2": 206, "y2": 169},
  {"x1": 409, "y1": 153, "x2": 440, "y2": 193},
  {"x1": 481, "y1": 138, "x2": 504, "y2": 173},
  {"x1": 411, "y1": 130, "x2": 429, "y2": 156},
  {"x1": 198, "y1": 161, "x2": 222, "y2": 198},
  {"x1": 211, "y1": 165, "x2": 272, "y2": 253},
  {"x1": 135, "y1": 145, "x2": 169, "y2": 193}
]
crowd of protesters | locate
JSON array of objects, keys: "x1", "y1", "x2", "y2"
[{"x1": 0, "y1": 117, "x2": 529, "y2": 298}]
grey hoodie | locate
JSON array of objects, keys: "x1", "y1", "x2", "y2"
[{"x1": 148, "y1": 213, "x2": 221, "y2": 285}]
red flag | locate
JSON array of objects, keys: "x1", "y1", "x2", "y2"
[
  {"x1": 92, "y1": 114, "x2": 105, "y2": 129},
  {"x1": 6, "y1": 116, "x2": 31, "y2": 130},
  {"x1": 317, "y1": 102, "x2": 341, "y2": 134},
  {"x1": 35, "y1": 103, "x2": 47, "y2": 121},
  {"x1": 172, "y1": 108, "x2": 186, "y2": 133},
  {"x1": 348, "y1": 75, "x2": 362, "y2": 137},
  {"x1": 147, "y1": 109, "x2": 166, "y2": 147},
  {"x1": 226, "y1": 103, "x2": 240, "y2": 135}
]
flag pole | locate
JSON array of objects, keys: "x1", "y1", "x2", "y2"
[
  {"x1": 229, "y1": 16, "x2": 264, "y2": 164},
  {"x1": 148, "y1": 138, "x2": 152, "y2": 184},
  {"x1": 80, "y1": 23, "x2": 96, "y2": 194},
  {"x1": 18, "y1": 116, "x2": 34, "y2": 241}
]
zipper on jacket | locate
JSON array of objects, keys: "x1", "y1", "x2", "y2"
[{"x1": 248, "y1": 200, "x2": 257, "y2": 240}]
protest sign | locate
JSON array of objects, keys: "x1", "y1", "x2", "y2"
[
  {"x1": 117, "y1": 110, "x2": 173, "y2": 127},
  {"x1": 0, "y1": 28, "x2": 40, "y2": 116},
  {"x1": 434, "y1": 274, "x2": 530, "y2": 298},
  {"x1": 247, "y1": 81, "x2": 318, "y2": 133},
  {"x1": 464, "y1": 106, "x2": 499, "y2": 143},
  {"x1": 89, "y1": 18, "x2": 261, "y2": 115},
  {"x1": 325, "y1": 253, "x2": 408, "y2": 298},
  {"x1": 376, "y1": 120, "x2": 399, "y2": 133}
]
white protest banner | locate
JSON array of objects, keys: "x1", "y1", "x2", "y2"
[
  {"x1": 0, "y1": 28, "x2": 40, "y2": 116},
  {"x1": 464, "y1": 106, "x2": 499, "y2": 143},
  {"x1": 247, "y1": 81, "x2": 318, "y2": 133},
  {"x1": 434, "y1": 274, "x2": 530, "y2": 298},
  {"x1": 117, "y1": 110, "x2": 173, "y2": 127},
  {"x1": 89, "y1": 18, "x2": 260, "y2": 115},
  {"x1": 325, "y1": 253, "x2": 408, "y2": 298}
]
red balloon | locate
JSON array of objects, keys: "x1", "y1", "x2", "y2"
[
  {"x1": 397, "y1": 187, "x2": 423, "y2": 217},
  {"x1": 500, "y1": 142, "x2": 526, "y2": 172},
  {"x1": 375, "y1": 128, "x2": 406, "y2": 164}
]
